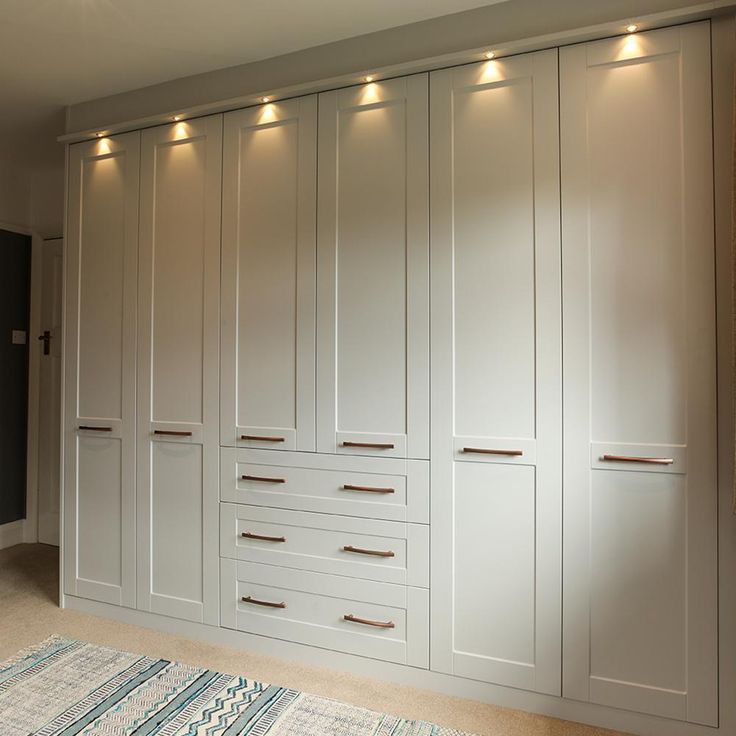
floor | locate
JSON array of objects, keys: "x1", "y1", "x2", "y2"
[{"x1": 0, "y1": 544, "x2": 629, "y2": 736}]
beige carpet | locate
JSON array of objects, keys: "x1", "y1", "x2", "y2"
[{"x1": 0, "y1": 544, "x2": 629, "y2": 736}]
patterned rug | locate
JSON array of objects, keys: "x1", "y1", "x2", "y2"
[{"x1": 0, "y1": 637, "x2": 474, "y2": 735}]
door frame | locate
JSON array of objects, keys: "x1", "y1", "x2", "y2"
[{"x1": 0, "y1": 221, "x2": 61, "y2": 550}]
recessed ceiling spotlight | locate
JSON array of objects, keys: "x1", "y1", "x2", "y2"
[
  {"x1": 626, "y1": 23, "x2": 638, "y2": 33},
  {"x1": 173, "y1": 115, "x2": 183, "y2": 122},
  {"x1": 95, "y1": 132, "x2": 104, "y2": 138},
  {"x1": 364, "y1": 75, "x2": 374, "y2": 83},
  {"x1": 261, "y1": 96, "x2": 271, "y2": 103},
  {"x1": 484, "y1": 51, "x2": 496, "y2": 60}
]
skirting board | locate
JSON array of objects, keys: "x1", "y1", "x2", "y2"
[
  {"x1": 0, "y1": 520, "x2": 25, "y2": 550},
  {"x1": 63, "y1": 594, "x2": 725, "y2": 736}
]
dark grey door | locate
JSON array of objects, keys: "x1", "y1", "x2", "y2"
[{"x1": 0, "y1": 229, "x2": 31, "y2": 524}]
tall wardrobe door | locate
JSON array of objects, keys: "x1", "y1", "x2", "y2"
[
  {"x1": 137, "y1": 116, "x2": 222, "y2": 625},
  {"x1": 221, "y1": 97, "x2": 317, "y2": 451},
  {"x1": 63, "y1": 132, "x2": 139, "y2": 608},
  {"x1": 430, "y1": 50, "x2": 561, "y2": 695},
  {"x1": 317, "y1": 75, "x2": 429, "y2": 459},
  {"x1": 561, "y1": 23, "x2": 717, "y2": 724}
]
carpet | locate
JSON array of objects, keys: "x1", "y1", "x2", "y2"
[{"x1": 0, "y1": 636, "x2": 474, "y2": 735}]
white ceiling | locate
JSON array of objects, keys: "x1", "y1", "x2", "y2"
[{"x1": 1, "y1": 0, "x2": 507, "y2": 168}]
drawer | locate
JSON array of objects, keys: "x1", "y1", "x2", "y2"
[
  {"x1": 220, "y1": 558, "x2": 429, "y2": 668},
  {"x1": 220, "y1": 448, "x2": 429, "y2": 523},
  {"x1": 220, "y1": 503, "x2": 429, "y2": 587}
]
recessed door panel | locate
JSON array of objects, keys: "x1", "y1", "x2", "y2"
[
  {"x1": 64, "y1": 132, "x2": 139, "y2": 608},
  {"x1": 222, "y1": 97, "x2": 317, "y2": 451},
  {"x1": 561, "y1": 22, "x2": 717, "y2": 724},
  {"x1": 137, "y1": 116, "x2": 221, "y2": 625},
  {"x1": 431, "y1": 49, "x2": 561, "y2": 696},
  {"x1": 317, "y1": 76, "x2": 429, "y2": 459}
]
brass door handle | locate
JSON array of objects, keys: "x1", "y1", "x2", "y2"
[
  {"x1": 341, "y1": 441, "x2": 395, "y2": 449},
  {"x1": 240, "y1": 434, "x2": 286, "y2": 442},
  {"x1": 241, "y1": 532, "x2": 286, "y2": 543},
  {"x1": 343, "y1": 614, "x2": 395, "y2": 629},
  {"x1": 241, "y1": 474, "x2": 286, "y2": 484},
  {"x1": 462, "y1": 447, "x2": 523, "y2": 456},
  {"x1": 342, "y1": 545, "x2": 395, "y2": 558},
  {"x1": 242, "y1": 596, "x2": 286, "y2": 609},
  {"x1": 342, "y1": 484, "x2": 395, "y2": 494},
  {"x1": 601, "y1": 454, "x2": 674, "y2": 465}
]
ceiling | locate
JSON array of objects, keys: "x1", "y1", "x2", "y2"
[{"x1": 0, "y1": 0, "x2": 508, "y2": 169}]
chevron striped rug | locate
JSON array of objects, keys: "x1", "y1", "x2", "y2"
[{"x1": 0, "y1": 637, "x2": 473, "y2": 735}]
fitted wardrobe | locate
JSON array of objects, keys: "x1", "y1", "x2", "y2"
[{"x1": 63, "y1": 21, "x2": 718, "y2": 731}]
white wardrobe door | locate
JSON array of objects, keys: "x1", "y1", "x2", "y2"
[
  {"x1": 561, "y1": 23, "x2": 717, "y2": 724},
  {"x1": 317, "y1": 75, "x2": 429, "y2": 459},
  {"x1": 63, "y1": 132, "x2": 139, "y2": 608},
  {"x1": 137, "y1": 116, "x2": 222, "y2": 625},
  {"x1": 430, "y1": 50, "x2": 561, "y2": 695},
  {"x1": 221, "y1": 97, "x2": 317, "y2": 451}
]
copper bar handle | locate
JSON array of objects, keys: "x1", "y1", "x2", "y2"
[
  {"x1": 78, "y1": 425, "x2": 113, "y2": 432},
  {"x1": 462, "y1": 447, "x2": 523, "y2": 456},
  {"x1": 601, "y1": 454, "x2": 674, "y2": 465},
  {"x1": 241, "y1": 595, "x2": 286, "y2": 609},
  {"x1": 240, "y1": 434, "x2": 286, "y2": 443},
  {"x1": 241, "y1": 532, "x2": 286, "y2": 543},
  {"x1": 342, "y1": 545, "x2": 395, "y2": 558},
  {"x1": 341, "y1": 441, "x2": 395, "y2": 449},
  {"x1": 154, "y1": 430, "x2": 193, "y2": 437},
  {"x1": 241, "y1": 474, "x2": 286, "y2": 484},
  {"x1": 343, "y1": 614, "x2": 395, "y2": 629},
  {"x1": 342, "y1": 484, "x2": 395, "y2": 495}
]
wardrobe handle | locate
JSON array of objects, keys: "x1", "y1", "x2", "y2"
[
  {"x1": 241, "y1": 596, "x2": 286, "y2": 609},
  {"x1": 343, "y1": 614, "x2": 395, "y2": 629},
  {"x1": 240, "y1": 434, "x2": 286, "y2": 443},
  {"x1": 601, "y1": 454, "x2": 674, "y2": 465},
  {"x1": 341, "y1": 441, "x2": 395, "y2": 450},
  {"x1": 241, "y1": 532, "x2": 286, "y2": 543},
  {"x1": 241, "y1": 474, "x2": 286, "y2": 484},
  {"x1": 342, "y1": 484, "x2": 395, "y2": 495},
  {"x1": 342, "y1": 545, "x2": 395, "y2": 558},
  {"x1": 154, "y1": 430, "x2": 193, "y2": 437},
  {"x1": 462, "y1": 447, "x2": 523, "y2": 456},
  {"x1": 77, "y1": 425, "x2": 113, "y2": 432}
]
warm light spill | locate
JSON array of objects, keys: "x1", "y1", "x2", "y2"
[
  {"x1": 626, "y1": 23, "x2": 638, "y2": 33},
  {"x1": 173, "y1": 121, "x2": 190, "y2": 140},
  {"x1": 484, "y1": 51, "x2": 495, "y2": 60}
]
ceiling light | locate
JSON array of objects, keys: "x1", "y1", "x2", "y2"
[
  {"x1": 173, "y1": 115, "x2": 182, "y2": 122},
  {"x1": 484, "y1": 51, "x2": 496, "y2": 59},
  {"x1": 364, "y1": 75, "x2": 374, "y2": 83},
  {"x1": 95, "y1": 132, "x2": 104, "y2": 138},
  {"x1": 626, "y1": 24, "x2": 638, "y2": 33},
  {"x1": 261, "y1": 96, "x2": 271, "y2": 103}
]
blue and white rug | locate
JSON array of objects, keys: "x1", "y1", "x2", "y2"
[{"x1": 0, "y1": 636, "x2": 474, "y2": 735}]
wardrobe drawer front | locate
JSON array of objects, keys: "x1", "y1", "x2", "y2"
[
  {"x1": 220, "y1": 559, "x2": 429, "y2": 667},
  {"x1": 220, "y1": 448, "x2": 428, "y2": 523},
  {"x1": 220, "y1": 503, "x2": 428, "y2": 587}
]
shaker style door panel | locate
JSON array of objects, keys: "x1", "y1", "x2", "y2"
[
  {"x1": 137, "y1": 116, "x2": 222, "y2": 625},
  {"x1": 430, "y1": 49, "x2": 561, "y2": 695},
  {"x1": 561, "y1": 23, "x2": 717, "y2": 724},
  {"x1": 221, "y1": 97, "x2": 317, "y2": 451},
  {"x1": 63, "y1": 132, "x2": 139, "y2": 608},
  {"x1": 317, "y1": 75, "x2": 429, "y2": 459}
]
